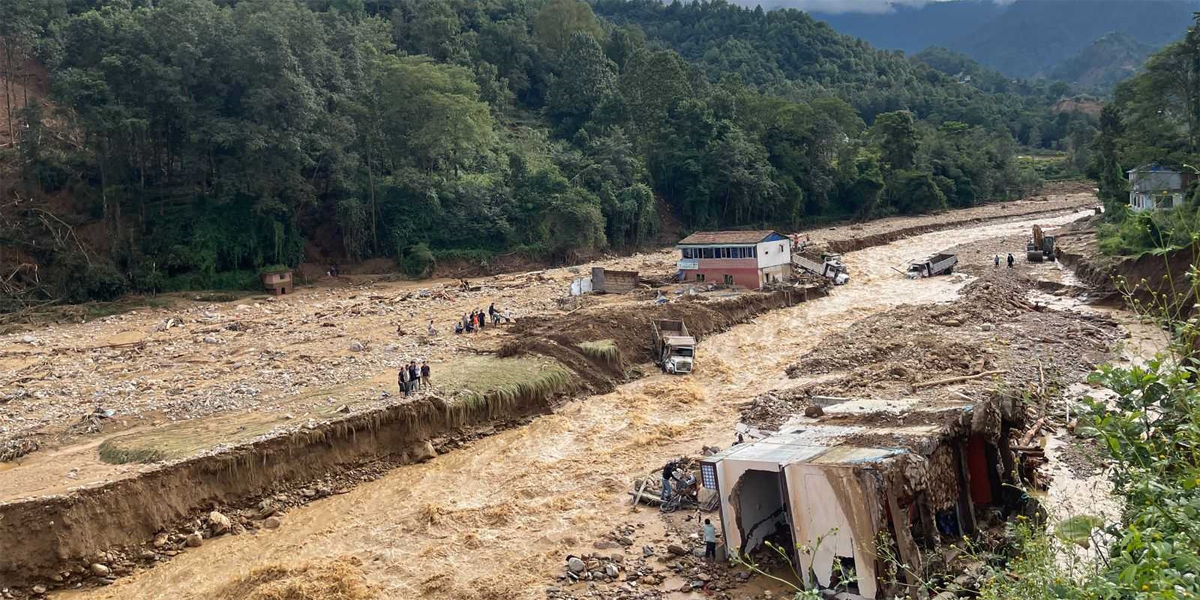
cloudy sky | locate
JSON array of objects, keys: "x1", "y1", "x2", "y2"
[{"x1": 740, "y1": 0, "x2": 1014, "y2": 14}]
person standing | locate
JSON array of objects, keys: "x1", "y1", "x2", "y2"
[
  {"x1": 408, "y1": 362, "x2": 420, "y2": 393},
  {"x1": 994, "y1": 255, "x2": 1000, "y2": 268},
  {"x1": 703, "y1": 519, "x2": 718, "y2": 561},
  {"x1": 421, "y1": 361, "x2": 431, "y2": 388},
  {"x1": 1007, "y1": 253, "x2": 1015, "y2": 268},
  {"x1": 661, "y1": 459, "x2": 676, "y2": 502},
  {"x1": 398, "y1": 367, "x2": 409, "y2": 397}
]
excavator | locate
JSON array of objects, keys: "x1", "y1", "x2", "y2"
[{"x1": 1026, "y1": 225, "x2": 1056, "y2": 262}]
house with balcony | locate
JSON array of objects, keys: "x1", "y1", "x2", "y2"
[
  {"x1": 676, "y1": 230, "x2": 791, "y2": 289},
  {"x1": 1128, "y1": 164, "x2": 1195, "y2": 212}
]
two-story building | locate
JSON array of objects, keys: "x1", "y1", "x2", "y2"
[
  {"x1": 1128, "y1": 164, "x2": 1195, "y2": 212},
  {"x1": 675, "y1": 230, "x2": 791, "y2": 289}
]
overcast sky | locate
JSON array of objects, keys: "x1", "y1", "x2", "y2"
[{"x1": 742, "y1": 0, "x2": 1014, "y2": 14}]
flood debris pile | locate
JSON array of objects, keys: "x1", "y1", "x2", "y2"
[
  {"x1": 763, "y1": 271, "x2": 1120, "y2": 409},
  {"x1": 551, "y1": 523, "x2": 752, "y2": 600},
  {"x1": 703, "y1": 270, "x2": 1124, "y2": 600}
]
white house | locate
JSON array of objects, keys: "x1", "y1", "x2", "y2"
[{"x1": 1128, "y1": 164, "x2": 1194, "y2": 212}]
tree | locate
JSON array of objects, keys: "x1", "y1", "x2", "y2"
[
  {"x1": 376, "y1": 55, "x2": 497, "y2": 174},
  {"x1": 534, "y1": 0, "x2": 605, "y2": 57},
  {"x1": 547, "y1": 31, "x2": 617, "y2": 134},
  {"x1": 873, "y1": 111, "x2": 919, "y2": 171}
]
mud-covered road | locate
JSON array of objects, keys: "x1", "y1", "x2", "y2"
[{"x1": 57, "y1": 208, "x2": 1109, "y2": 600}]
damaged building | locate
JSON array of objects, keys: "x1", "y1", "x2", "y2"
[{"x1": 701, "y1": 394, "x2": 1025, "y2": 598}]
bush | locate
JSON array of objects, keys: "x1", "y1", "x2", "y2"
[{"x1": 400, "y1": 243, "x2": 435, "y2": 278}]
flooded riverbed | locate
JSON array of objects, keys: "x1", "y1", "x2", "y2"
[{"x1": 65, "y1": 209, "x2": 1111, "y2": 600}]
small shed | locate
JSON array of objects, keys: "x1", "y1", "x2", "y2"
[
  {"x1": 261, "y1": 270, "x2": 294, "y2": 295},
  {"x1": 591, "y1": 267, "x2": 638, "y2": 294}
]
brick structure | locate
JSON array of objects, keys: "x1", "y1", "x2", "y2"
[
  {"x1": 675, "y1": 230, "x2": 791, "y2": 290},
  {"x1": 261, "y1": 271, "x2": 294, "y2": 295}
]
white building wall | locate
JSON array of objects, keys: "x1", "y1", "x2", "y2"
[{"x1": 756, "y1": 239, "x2": 792, "y2": 269}]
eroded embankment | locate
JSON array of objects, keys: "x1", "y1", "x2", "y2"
[
  {"x1": 825, "y1": 204, "x2": 1095, "y2": 254},
  {"x1": 0, "y1": 288, "x2": 821, "y2": 591},
  {"x1": 1057, "y1": 231, "x2": 1199, "y2": 316}
]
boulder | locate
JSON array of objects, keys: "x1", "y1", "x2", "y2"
[
  {"x1": 263, "y1": 516, "x2": 282, "y2": 530},
  {"x1": 666, "y1": 545, "x2": 687, "y2": 556},
  {"x1": 208, "y1": 511, "x2": 231, "y2": 535},
  {"x1": 184, "y1": 532, "x2": 203, "y2": 547},
  {"x1": 567, "y1": 557, "x2": 587, "y2": 574},
  {"x1": 804, "y1": 405, "x2": 825, "y2": 418},
  {"x1": 349, "y1": 341, "x2": 365, "y2": 352},
  {"x1": 604, "y1": 564, "x2": 619, "y2": 578},
  {"x1": 90, "y1": 563, "x2": 111, "y2": 577}
]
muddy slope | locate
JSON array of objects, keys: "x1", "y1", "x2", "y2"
[{"x1": 1058, "y1": 230, "x2": 1198, "y2": 317}]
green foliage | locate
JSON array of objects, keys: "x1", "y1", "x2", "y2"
[
  {"x1": 400, "y1": 243, "x2": 435, "y2": 278},
  {"x1": 6, "y1": 0, "x2": 1059, "y2": 307}
]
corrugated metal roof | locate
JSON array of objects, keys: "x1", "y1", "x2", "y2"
[
  {"x1": 704, "y1": 430, "x2": 906, "y2": 467},
  {"x1": 677, "y1": 230, "x2": 781, "y2": 245}
]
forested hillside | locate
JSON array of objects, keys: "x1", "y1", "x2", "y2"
[
  {"x1": 1093, "y1": 14, "x2": 1200, "y2": 255},
  {"x1": 1046, "y1": 33, "x2": 1157, "y2": 95},
  {"x1": 1, "y1": 0, "x2": 1057, "y2": 309}
]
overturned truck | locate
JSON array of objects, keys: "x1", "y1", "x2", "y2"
[{"x1": 701, "y1": 394, "x2": 1028, "y2": 598}]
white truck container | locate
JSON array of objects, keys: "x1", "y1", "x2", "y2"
[
  {"x1": 652, "y1": 319, "x2": 695, "y2": 374},
  {"x1": 906, "y1": 253, "x2": 958, "y2": 278}
]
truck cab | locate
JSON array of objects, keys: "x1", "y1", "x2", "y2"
[{"x1": 653, "y1": 319, "x2": 695, "y2": 374}]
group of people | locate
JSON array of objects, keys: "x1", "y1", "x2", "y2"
[
  {"x1": 454, "y1": 303, "x2": 511, "y2": 334},
  {"x1": 994, "y1": 254, "x2": 1016, "y2": 268},
  {"x1": 397, "y1": 360, "x2": 431, "y2": 397}
]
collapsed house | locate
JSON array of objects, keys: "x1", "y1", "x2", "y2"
[{"x1": 701, "y1": 395, "x2": 1024, "y2": 599}]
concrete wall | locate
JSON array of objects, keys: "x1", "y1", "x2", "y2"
[
  {"x1": 1130, "y1": 191, "x2": 1185, "y2": 212},
  {"x1": 756, "y1": 240, "x2": 792, "y2": 269},
  {"x1": 687, "y1": 267, "x2": 762, "y2": 289},
  {"x1": 784, "y1": 464, "x2": 881, "y2": 599}
]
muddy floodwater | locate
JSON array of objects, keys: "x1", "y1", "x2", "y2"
[{"x1": 64, "y1": 209, "x2": 1119, "y2": 600}]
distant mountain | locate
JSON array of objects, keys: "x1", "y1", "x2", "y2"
[
  {"x1": 1046, "y1": 32, "x2": 1158, "y2": 92},
  {"x1": 949, "y1": 0, "x2": 1195, "y2": 78},
  {"x1": 812, "y1": 0, "x2": 1003, "y2": 55},
  {"x1": 812, "y1": 0, "x2": 1198, "y2": 87}
]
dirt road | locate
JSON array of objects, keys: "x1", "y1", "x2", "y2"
[{"x1": 55, "y1": 208, "x2": 1104, "y2": 600}]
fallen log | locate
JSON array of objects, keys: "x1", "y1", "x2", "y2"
[
  {"x1": 1019, "y1": 417, "x2": 1046, "y2": 447},
  {"x1": 913, "y1": 370, "x2": 1007, "y2": 390}
]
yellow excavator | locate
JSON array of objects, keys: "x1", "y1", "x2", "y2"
[{"x1": 1026, "y1": 225, "x2": 1056, "y2": 262}]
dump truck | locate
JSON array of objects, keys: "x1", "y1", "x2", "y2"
[
  {"x1": 792, "y1": 252, "x2": 850, "y2": 285},
  {"x1": 906, "y1": 253, "x2": 958, "y2": 278},
  {"x1": 1026, "y1": 225, "x2": 1056, "y2": 262},
  {"x1": 652, "y1": 319, "x2": 695, "y2": 374}
]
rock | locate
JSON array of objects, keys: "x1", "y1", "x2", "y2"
[
  {"x1": 203, "y1": 336, "x2": 219, "y2": 344},
  {"x1": 804, "y1": 405, "x2": 825, "y2": 418},
  {"x1": 605, "y1": 564, "x2": 619, "y2": 578},
  {"x1": 697, "y1": 573, "x2": 711, "y2": 582},
  {"x1": 90, "y1": 563, "x2": 111, "y2": 577},
  {"x1": 208, "y1": 511, "x2": 231, "y2": 535},
  {"x1": 349, "y1": 341, "x2": 365, "y2": 352},
  {"x1": 593, "y1": 540, "x2": 619, "y2": 550},
  {"x1": 568, "y1": 557, "x2": 587, "y2": 574},
  {"x1": 257, "y1": 502, "x2": 278, "y2": 519},
  {"x1": 667, "y1": 545, "x2": 686, "y2": 556},
  {"x1": 184, "y1": 532, "x2": 203, "y2": 547},
  {"x1": 32, "y1": 586, "x2": 46, "y2": 595},
  {"x1": 692, "y1": 548, "x2": 705, "y2": 557},
  {"x1": 20, "y1": 335, "x2": 36, "y2": 344},
  {"x1": 981, "y1": 323, "x2": 995, "y2": 332},
  {"x1": 263, "y1": 516, "x2": 282, "y2": 530},
  {"x1": 943, "y1": 319, "x2": 963, "y2": 327},
  {"x1": 411, "y1": 441, "x2": 436, "y2": 462},
  {"x1": 335, "y1": 404, "x2": 351, "y2": 414},
  {"x1": 642, "y1": 546, "x2": 654, "y2": 557}
]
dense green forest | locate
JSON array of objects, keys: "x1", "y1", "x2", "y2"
[
  {"x1": 1092, "y1": 14, "x2": 1200, "y2": 255},
  {"x1": 1, "y1": 0, "x2": 1065, "y2": 307}
]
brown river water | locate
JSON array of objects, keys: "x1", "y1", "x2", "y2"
[{"x1": 63, "y1": 210, "x2": 1105, "y2": 600}]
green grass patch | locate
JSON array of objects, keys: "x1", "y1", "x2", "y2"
[
  {"x1": 437, "y1": 354, "x2": 574, "y2": 410},
  {"x1": 577, "y1": 339, "x2": 620, "y2": 366}
]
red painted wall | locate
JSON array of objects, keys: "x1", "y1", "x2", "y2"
[
  {"x1": 686, "y1": 267, "x2": 762, "y2": 289},
  {"x1": 967, "y1": 435, "x2": 993, "y2": 505}
]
